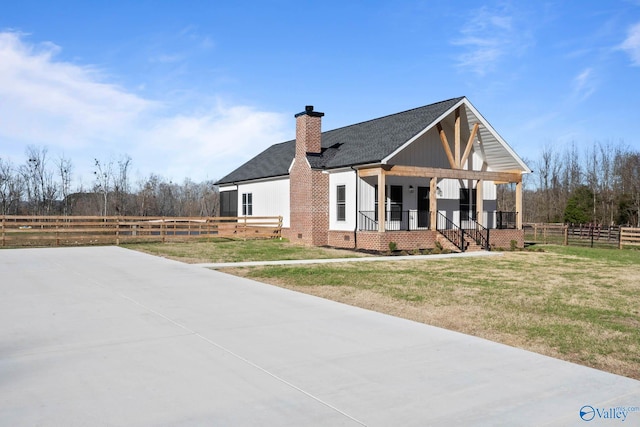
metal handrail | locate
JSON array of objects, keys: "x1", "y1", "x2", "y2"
[
  {"x1": 358, "y1": 210, "x2": 430, "y2": 231},
  {"x1": 466, "y1": 216, "x2": 490, "y2": 250},
  {"x1": 436, "y1": 212, "x2": 465, "y2": 252},
  {"x1": 359, "y1": 211, "x2": 378, "y2": 231}
]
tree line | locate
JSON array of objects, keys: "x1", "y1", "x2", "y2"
[
  {"x1": 498, "y1": 141, "x2": 640, "y2": 227},
  {"x1": 2, "y1": 142, "x2": 640, "y2": 226},
  {"x1": 0, "y1": 146, "x2": 219, "y2": 217}
]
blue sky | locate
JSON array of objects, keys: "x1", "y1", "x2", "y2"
[{"x1": 1, "y1": 0, "x2": 640, "y2": 187}]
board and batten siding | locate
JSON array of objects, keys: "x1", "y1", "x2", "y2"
[
  {"x1": 236, "y1": 178, "x2": 290, "y2": 227},
  {"x1": 329, "y1": 170, "x2": 357, "y2": 231},
  {"x1": 389, "y1": 127, "x2": 451, "y2": 169}
]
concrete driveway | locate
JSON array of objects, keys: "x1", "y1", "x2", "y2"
[{"x1": 1, "y1": 246, "x2": 638, "y2": 426}]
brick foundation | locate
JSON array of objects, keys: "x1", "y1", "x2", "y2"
[
  {"x1": 327, "y1": 231, "x2": 357, "y2": 249},
  {"x1": 291, "y1": 228, "x2": 524, "y2": 252},
  {"x1": 355, "y1": 230, "x2": 439, "y2": 252},
  {"x1": 488, "y1": 229, "x2": 524, "y2": 249}
]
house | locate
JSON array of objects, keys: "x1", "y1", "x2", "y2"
[{"x1": 216, "y1": 97, "x2": 531, "y2": 252}]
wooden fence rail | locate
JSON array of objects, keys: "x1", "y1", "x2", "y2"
[
  {"x1": 524, "y1": 223, "x2": 640, "y2": 249},
  {"x1": 620, "y1": 227, "x2": 640, "y2": 249},
  {"x1": 0, "y1": 215, "x2": 283, "y2": 248}
]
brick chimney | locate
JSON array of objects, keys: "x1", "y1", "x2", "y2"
[
  {"x1": 288, "y1": 105, "x2": 329, "y2": 247},
  {"x1": 295, "y1": 105, "x2": 324, "y2": 156}
]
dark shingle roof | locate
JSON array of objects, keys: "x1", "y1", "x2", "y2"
[{"x1": 216, "y1": 97, "x2": 463, "y2": 185}]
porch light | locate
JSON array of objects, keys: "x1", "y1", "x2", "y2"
[
  {"x1": 409, "y1": 185, "x2": 414, "y2": 193},
  {"x1": 436, "y1": 186, "x2": 443, "y2": 197}
]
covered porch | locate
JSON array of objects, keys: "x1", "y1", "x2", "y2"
[{"x1": 354, "y1": 165, "x2": 524, "y2": 252}]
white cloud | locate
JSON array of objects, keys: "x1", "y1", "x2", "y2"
[
  {"x1": 0, "y1": 31, "x2": 289, "y2": 184},
  {"x1": 572, "y1": 68, "x2": 597, "y2": 101},
  {"x1": 0, "y1": 32, "x2": 154, "y2": 149},
  {"x1": 451, "y1": 6, "x2": 528, "y2": 76},
  {"x1": 619, "y1": 22, "x2": 640, "y2": 66}
]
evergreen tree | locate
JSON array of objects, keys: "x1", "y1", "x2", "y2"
[{"x1": 564, "y1": 186, "x2": 594, "y2": 224}]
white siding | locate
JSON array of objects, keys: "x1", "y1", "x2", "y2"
[
  {"x1": 237, "y1": 178, "x2": 290, "y2": 227},
  {"x1": 329, "y1": 171, "x2": 357, "y2": 231},
  {"x1": 388, "y1": 128, "x2": 451, "y2": 168}
]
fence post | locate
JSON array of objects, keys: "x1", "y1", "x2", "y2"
[
  {"x1": 116, "y1": 217, "x2": 120, "y2": 245},
  {"x1": 564, "y1": 225, "x2": 568, "y2": 246},
  {"x1": 161, "y1": 217, "x2": 166, "y2": 243},
  {"x1": 243, "y1": 216, "x2": 247, "y2": 241},
  {"x1": 1, "y1": 215, "x2": 4, "y2": 247},
  {"x1": 619, "y1": 227, "x2": 623, "y2": 250},
  {"x1": 55, "y1": 217, "x2": 60, "y2": 247}
]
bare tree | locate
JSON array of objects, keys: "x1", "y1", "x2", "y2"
[
  {"x1": 616, "y1": 151, "x2": 640, "y2": 226},
  {"x1": 199, "y1": 180, "x2": 219, "y2": 216},
  {"x1": 114, "y1": 155, "x2": 132, "y2": 215},
  {"x1": 57, "y1": 155, "x2": 73, "y2": 215},
  {"x1": 535, "y1": 145, "x2": 563, "y2": 222},
  {"x1": 20, "y1": 146, "x2": 56, "y2": 215},
  {"x1": 0, "y1": 157, "x2": 23, "y2": 215},
  {"x1": 561, "y1": 142, "x2": 582, "y2": 195},
  {"x1": 584, "y1": 144, "x2": 600, "y2": 223},
  {"x1": 94, "y1": 158, "x2": 113, "y2": 216}
]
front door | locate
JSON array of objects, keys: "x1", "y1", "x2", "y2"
[
  {"x1": 417, "y1": 186, "x2": 429, "y2": 228},
  {"x1": 460, "y1": 188, "x2": 477, "y2": 227}
]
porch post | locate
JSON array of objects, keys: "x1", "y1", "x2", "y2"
[
  {"x1": 476, "y1": 180, "x2": 484, "y2": 225},
  {"x1": 429, "y1": 177, "x2": 437, "y2": 230},
  {"x1": 515, "y1": 179, "x2": 523, "y2": 229},
  {"x1": 378, "y1": 170, "x2": 386, "y2": 232}
]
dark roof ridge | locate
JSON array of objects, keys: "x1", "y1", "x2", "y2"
[
  {"x1": 215, "y1": 97, "x2": 467, "y2": 185},
  {"x1": 321, "y1": 96, "x2": 465, "y2": 135},
  {"x1": 247, "y1": 97, "x2": 466, "y2": 148}
]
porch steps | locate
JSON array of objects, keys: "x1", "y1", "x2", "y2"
[
  {"x1": 463, "y1": 236, "x2": 484, "y2": 252},
  {"x1": 435, "y1": 233, "x2": 463, "y2": 253},
  {"x1": 435, "y1": 231, "x2": 485, "y2": 252}
]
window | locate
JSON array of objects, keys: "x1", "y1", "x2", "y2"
[
  {"x1": 242, "y1": 193, "x2": 253, "y2": 216},
  {"x1": 389, "y1": 185, "x2": 403, "y2": 221},
  {"x1": 336, "y1": 185, "x2": 346, "y2": 221},
  {"x1": 460, "y1": 188, "x2": 477, "y2": 221},
  {"x1": 220, "y1": 190, "x2": 238, "y2": 217},
  {"x1": 373, "y1": 185, "x2": 403, "y2": 221}
]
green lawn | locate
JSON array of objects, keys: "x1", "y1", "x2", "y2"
[{"x1": 221, "y1": 245, "x2": 640, "y2": 380}]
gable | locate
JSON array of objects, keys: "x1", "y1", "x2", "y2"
[{"x1": 385, "y1": 100, "x2": 531, "y2": 173}]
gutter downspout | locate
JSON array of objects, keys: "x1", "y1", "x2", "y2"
[{"x1": 351, "y1": 166, "x2": 358, "y2": 250}]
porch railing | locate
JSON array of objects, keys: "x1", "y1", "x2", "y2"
[
  {"x1": 358, "y1": 210, "x2": 430, "y2": 231},
  {"x1": 436, "y1": 212, "x2": 465, "y2": 252},
  {"x1": 496, "y1": 211, "x2": 517, "y2": 229},
  {"x1": 464, "y1": 217, "x2": 491, "y2": 250}
]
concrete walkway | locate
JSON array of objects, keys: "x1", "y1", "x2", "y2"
[
  {"x1": 1, "y1": 246, "x2": 638, "y2": 426},
  {"x1": 194, "y1": 249, "x2": 502, "y2": 269}
]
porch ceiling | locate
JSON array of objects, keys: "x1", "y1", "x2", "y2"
[{"x1": 463, "y1": 101, "x2": 531, "y2": 173}]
